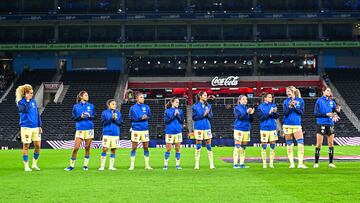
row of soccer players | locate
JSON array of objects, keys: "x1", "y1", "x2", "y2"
[{"x1": 16, "y1": 84, "x2": 341, "y2": 171}]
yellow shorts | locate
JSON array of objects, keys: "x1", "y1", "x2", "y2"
[
  {"x1": 283, "y1": 125, "x2": 302, "y2": 135},
  {"x1": 131, "y1": 130, "x2": 150, "y2": 143},
  {"x1": 194, "y1": 129, "x2": 212, "y2": 140},
  {"x1": 21, "y1": 127, "x2": 41, "y2": 144},
  {"x1": 102, "y1": 136, "x2": 119, "y2": 149},
  {"x1": 260, "y1": 130, "x2": 278, "y2": 143},
  {"x1": 75, "y1": 130, "x2": 94, "y2": 140},
  {"x1": 165, "y1": 133, "x2": 183, "y2": 144},
  {"x1": 233, "y1": 130, "x2": 250, "y2": 142}
]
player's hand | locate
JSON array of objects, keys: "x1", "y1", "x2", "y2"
[
  {"x1": 269, "y1": 108, "x2": 273, "y2": 114},
  {"x1": 273, "y1": 107, "x2": 278, "y2": 113},
  {"x1": 81, "y1": 113, "x2": 86, "y2": 118},
  {"x1": 247, "y1": 108, "x2": 253, "y2": 114},
  {"x1": 142, "y1": 115, "x2": 148, "y2": 120},
  {"x1": 326, "y1": 113, "x2": 335, "y2": 117},
  {"x1": 174, "y1": 109, "x2": 179, "y2": 116},
  {"x1": 39, "y1": 127, "x2": 43, "y2": 134},
  {"x1": 204, "y1": 109, "x2": 210, "y2": 116},
  {"x1": 84, "y1": 112, "x2": 91, "y2": 118}
]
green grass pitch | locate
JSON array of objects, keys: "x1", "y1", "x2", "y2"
[{"x1": 1, "y1": 146, "x2": 360, "y2": 203}]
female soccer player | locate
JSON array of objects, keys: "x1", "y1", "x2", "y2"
[
  {"x1": 163, "y1": 97, "x2": 184, "y2": 170},
  {"x1": 129, "y1": 92, "x2": 152, "y2": 170},
  {"x1": 99, "y1": 99, "x2": 122, "y2": 171},
  {"x1": 314, "y1": 87, "x2": 341, "y2": 168},
  {"x1": 65, "y1": 91, "x2": 96, "y2": 171},
  {"x1": 233, "y1": 95, "x2": 254, "y2": 169},
  {"x1": 16, "y1": 84, "x2": 42, "y2": 172},
  {"x1": 192, "y1": 91, "x2": 215, "y2": 170},
  {"x1": 283, "y1": 86, "x2": 307, "y2": 169},
  {"x1": 257, "y1": 93, "x2": 279, "y2": 168}
]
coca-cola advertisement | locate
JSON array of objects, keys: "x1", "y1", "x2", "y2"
[{"x1": 211, "y1": 76, "x2": 239, "y2": 87}]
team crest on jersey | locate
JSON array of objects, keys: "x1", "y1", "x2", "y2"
[
  {"x1": 25, "y1": 135, "x2": 29, "y2": 138},
  {"x1": 262, "y1": 134, "x2": 266, "y2": 137},
  {"x1": 104, "y1": 138, "x2": 107, "y2": 142},
  {"x1": 238, "y1": 132, "x2": 241, "y2": 136},
  {"x1": 197, "y1": 131, "x2": 202, "y2": 135},
  {"x1": 134, "y1": 133, "x2": 138, "y2": 137}
]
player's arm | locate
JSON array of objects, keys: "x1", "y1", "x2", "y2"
[
  {"x1": 88, "y1": 106, "x2": 96, "y2": 120},
  {"x1": 176, "y1": 110, "x2": 185, "y2": 124},
  {"x1": 129, "y1": 107, "x2": 143, "y2": 122},
  {"x1": 164, "y1": 110, "x2": 176, "y2": 124},
  {"x1": 114, "y1": 111, "x2": 123, "y2": 127},
  {"x1": 72, "y1": 105, "x2": 83, "y2": 121},
  {"x1": 206, "y1": 107, "x2": 213, "y2": 120},
  {"x1": 283, "y1": 101, "x2": 291, "y2": 117},
  {"x1": 257, "y1": 106, "x2": 270, "y2": 121},
  {"x1": 234, "y1": 108, "x2": 247, "y2": 120},
  {"x1": 17, "y1": 100, "x2": 30, "y2": 113},
  {"x1": 314, "y1": 101, "x2": 328, "y2": 118},
  {"x1": 102, "y1": 111, "x2": 112, "y2": 126},
  {"x1": 293, "y1": 100, "x2": 304, "y2": 115},
  {"x1": 192, "y1": 106, "x2": 204, "y2": 121}
]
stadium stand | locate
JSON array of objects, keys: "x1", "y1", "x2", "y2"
[{"x1": 41, "y1": 70, "x2": 120, "y2": 140}]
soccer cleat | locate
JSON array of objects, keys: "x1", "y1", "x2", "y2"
[
  {"x1": 163, "y1": 165, "x2": 168, "y2": 171},
  {"x1": 269, "y1": 164, "x2": 274, "y2": 168},
  {"x1": 64, "y1": 166, "x2": 74, "y2": 171},
  {"x1": 289, "y1": 163, "x2": 295, "y2": 169},
  {"x1": 239, "y1": 164, "x2": 250, "y2": 169},
  {"x1": 298, "y1": 164, "x2": 308, "y2": 169},
  {"x1": 32, "y1": 164, "x2": 40, "y2": 171},
  {"x1": 175, "y1": 165, "x2": 182, "y2": 170},
  {"x1": 313, "y1": 163, "x2": 319, "y2": 168},
  {"x1": 210, "y1": 165, "x2": 216, "y2": 169},
  {"x1": 328, "y1": 163, "x2": 336, "y2": 168},
  {"x1": 83, "y1": 166, "x2": 88, "y2": 171},
  {"x1": 109, "y1": 167, "x2": 117, "y2": 171},
  {"x1": 194, "y1": 165, "x2": 199, "y2": 170},
  {"x1": 98, "y1": 167, "x2": 105, "y2": 171},
  {"x1": 263, "y1": 164, "x2": 267, "y2": 169},
  {"x1": 24, "y1": 167, "x2": 32, "y2": 172},
  {"x1": 128, "y1": 166, "x2": 135, "y2": 171},
  {"x1": 233, "y1": 164, "x2": 239, "y2": 169},
  {"x1": 145, "y1": 166, "x2": 153, "y2": 170}
]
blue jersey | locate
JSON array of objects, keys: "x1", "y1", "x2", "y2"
[
  {"x1": 129, "y1": 103, "x2": 151, "y2": 131},
  {"x1": 192, "y1": 101, "x2": 212, "y2": 130},
  {"x1": 314, "y1": 96, "x2": 336, "y2": 125},
  {"x1": 283, "y1": 97, "x2": 304, "y2": 126},
  {"x1": 18, "y1": 98, "x2": 42, "y2": 128},
  {"x1": 72, "y1": 102, "x2": 96, "y2": 130},
  {"x1": 101, "y1": 109, "x2": 122, "y2": 136},
  {"x1": 257, "y1": 102, "x2": 279, "y2": 131},
  {"x1": 234, "y1": 104, "x2": 252, "y2": 131},
  {"x1": 164, "y1": 107, "x2": 184, "y2": 134}
]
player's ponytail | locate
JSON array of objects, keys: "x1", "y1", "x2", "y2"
[
  {"x1": 15, "y1": 84, "x2": 33, "y2": 104},
  {"x1": 77, "y1": 91, "x2": 87, "y2": 103}
]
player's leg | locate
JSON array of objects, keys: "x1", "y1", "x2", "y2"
[
  {"x1": 269, "y1": 140, "x2": 276, "y2": 168},
  {"x1": 205, "y1": 138, "x2": 215, "y2": 169},
  {"x1": 174, "y1": 142, "x2": 182, "y2": 170},
  {"x1": 32, "y1": 140, "x2": 41, "y2": 171},
  {"x1": 239, "y1": 139, "x2": 249, "y2": 168},
  {"x1": 194, "y1": 139, "x2": 202, "y2": 170},
  {"x1": 163, "y1": 134, "x2": 173, "y2": 170},
  {"x1": 163, "y1": 143, "x2": 172, "y2": 170},
  {"x1": 65, "y1": 137, "x2": 82, "y2": 171},
  {"x1": 99, "y1": 147, "x2": 108, "y2": 171},
  {"x1": 82, "y1": 138, "x2": 92, "y2": 170},
  {"x1": 233, "y1": 130, "x2": 241, "y2": 168},
  {"x1": 294, "y1": 129, "x2": 307, "y2": 168},
  {"x1": 129, "y1": 141, "x2": 138, "y2": 170},
  {"x1": 260, "y1": 131, "x2": 269, "y2": 168},
  {"x1": 109, "y1": 148, "x2": 117, "y2": 170},
  {"x1": 143, "y1": 141, "x2": 152, "y2": 170},
  {"x1": 285, "y1": 133, "x2": 295, "y2": 168},
  {"x1": 314, "y1": 133, "x2": 324, "y2": 168},
  {"x1": 22, "y1": 143, "x2": 31, "y2": 171},
  {"x1": 327, "y1": 133, "x2": 336, "y2": 168}
]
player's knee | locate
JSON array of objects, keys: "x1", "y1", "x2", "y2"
[
  {"x1": 270, "y1": 143, "x2": 276, "y2": 150},
  {"x1": 235, "y1": 144, "x2": 241, "y2": 149},
  {"x1": 206, "y1": 144, "x2": 212, "y2": 151},
  {"x1": 261, "y1": 144, "x2": 267, "y2": 150},
  {"x1": 286, "y1": 139, "x2": 293, "y2": 146},
  {"x1": 196, "y1": 143, "x2": 202, "y2": 150},
  {"x1": 73, "y1": 147, "x2": 79, "y2": 153}
]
